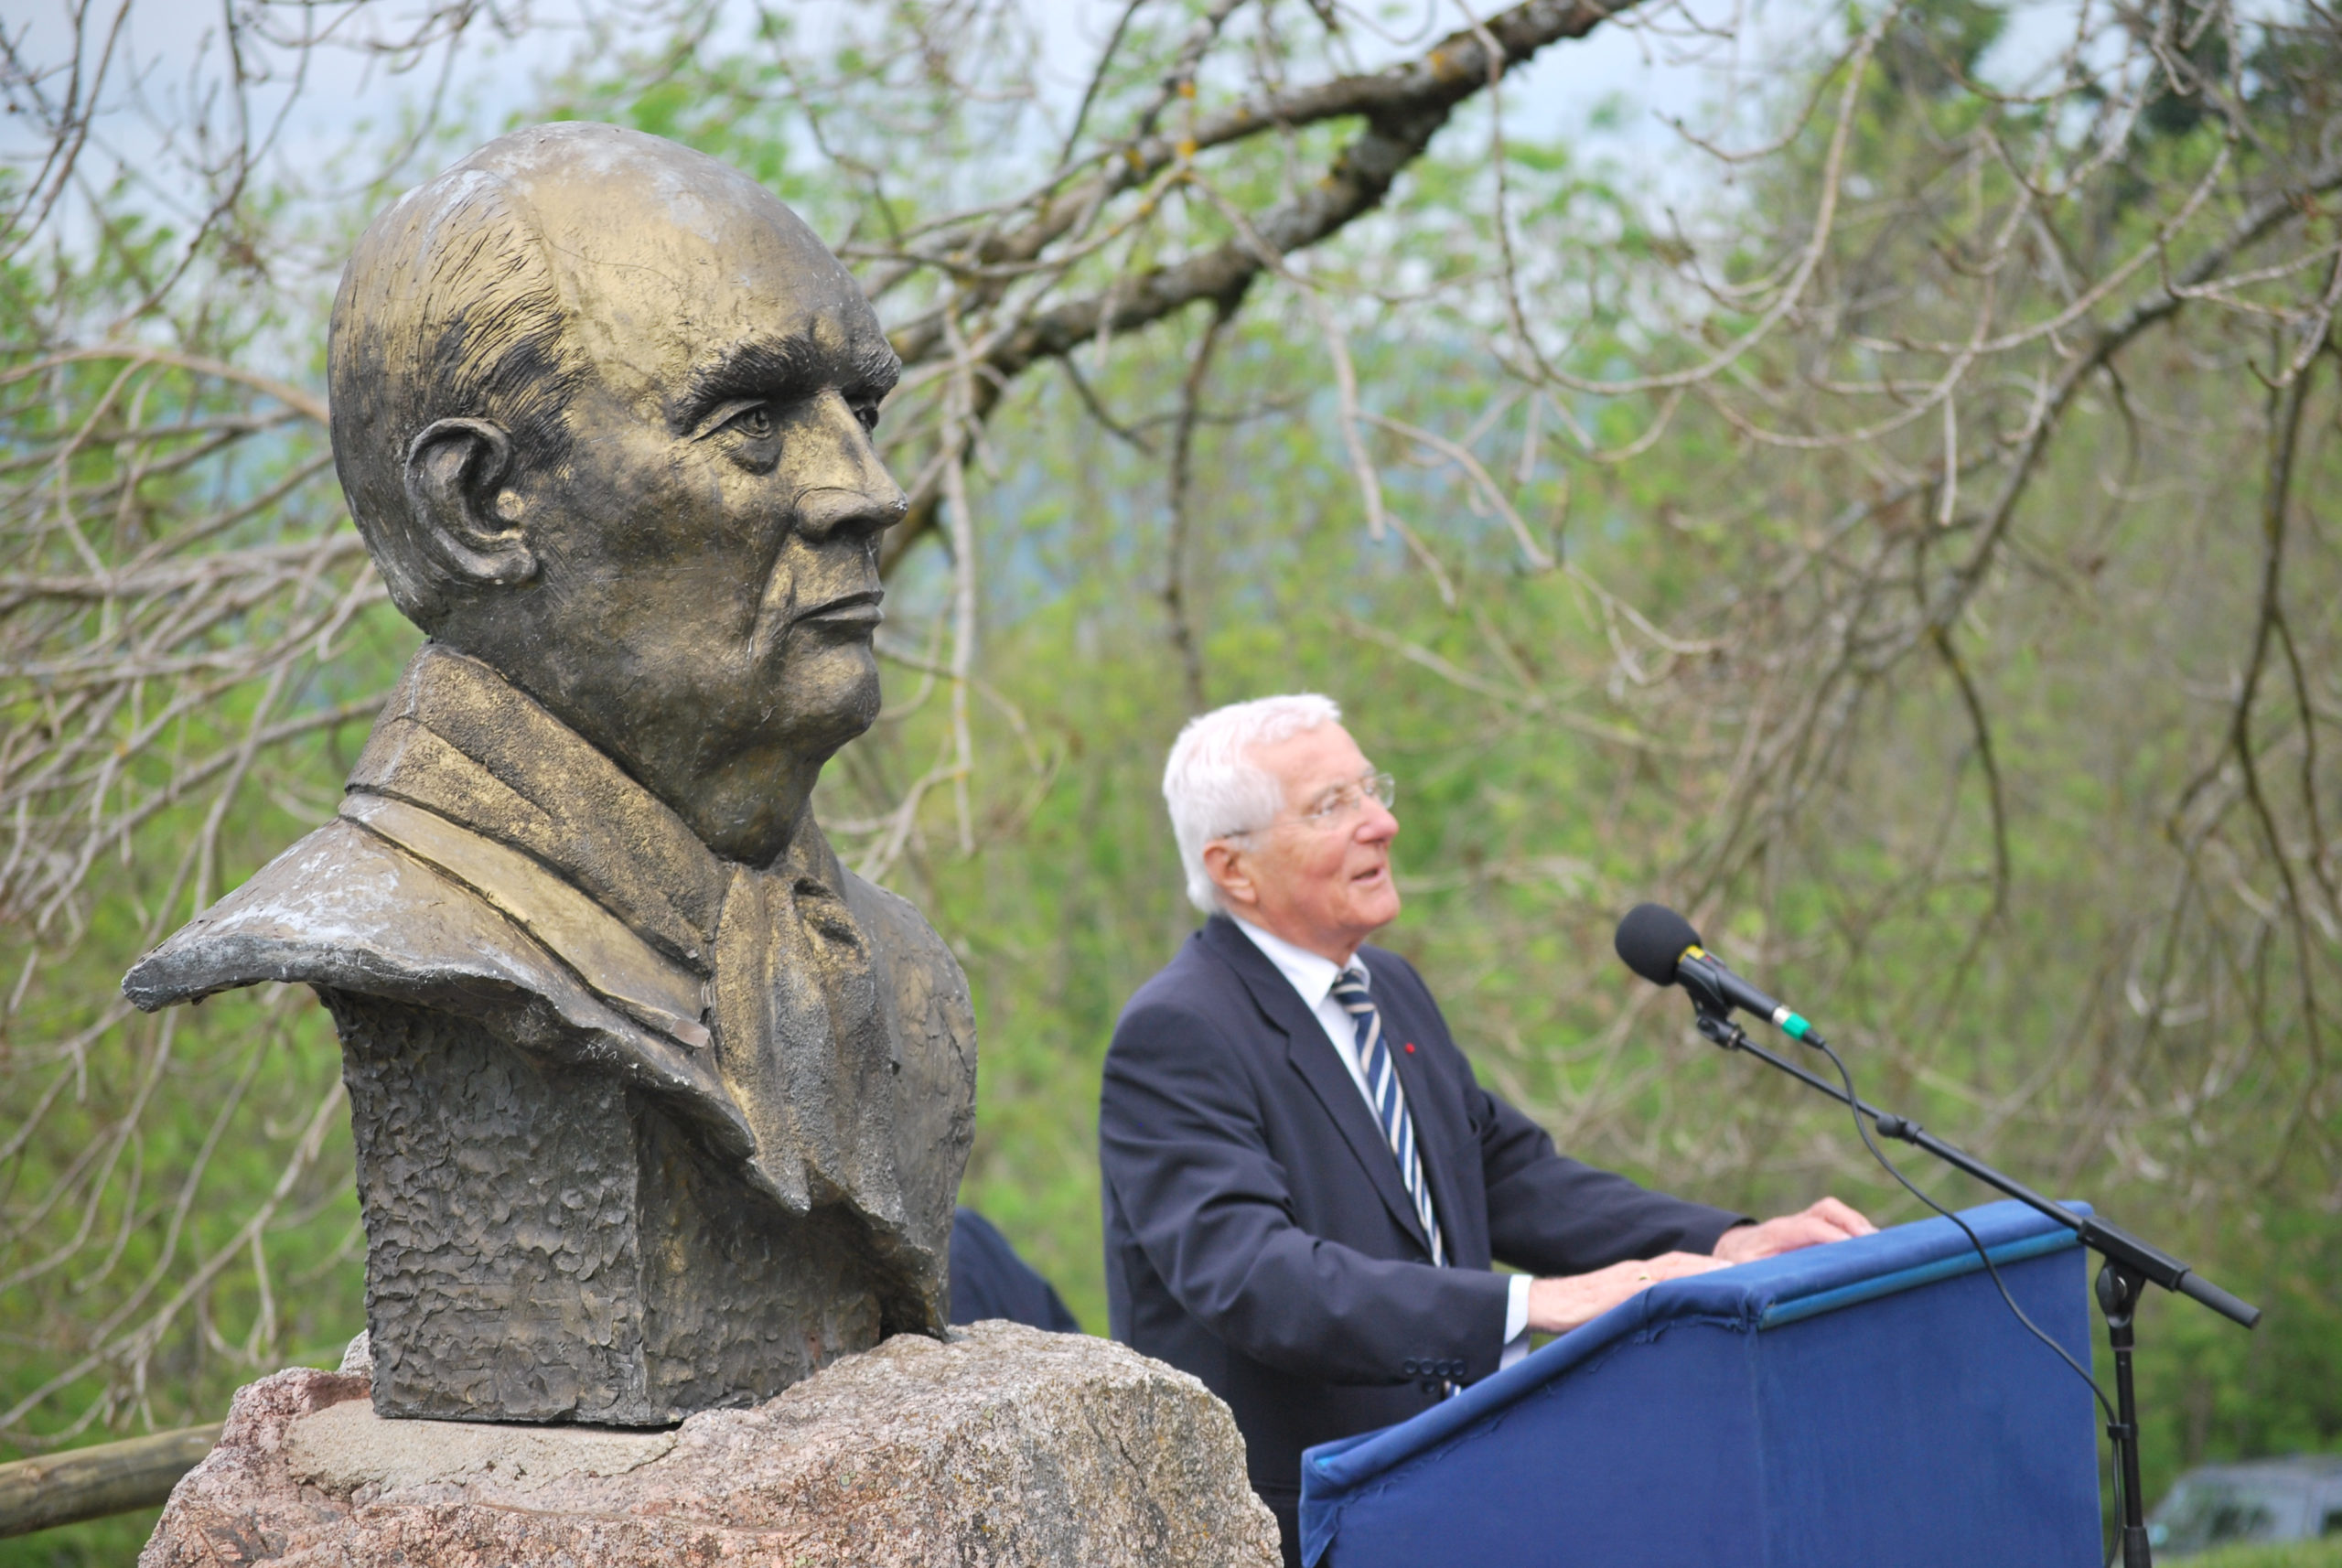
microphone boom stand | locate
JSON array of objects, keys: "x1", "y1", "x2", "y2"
[{"x1": 1690, "y1": 1007, "x2": 2259, "y2": 1568}]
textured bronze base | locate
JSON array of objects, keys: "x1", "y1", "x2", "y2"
[{"x1": 328, "y1": 990, "x2": 883, "y2": 1425}]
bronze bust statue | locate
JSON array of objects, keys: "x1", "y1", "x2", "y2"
[{"x1": 123, "y1": 123, "x2": 977, "y2": 1425}]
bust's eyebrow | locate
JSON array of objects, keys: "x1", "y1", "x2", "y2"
[{"x1": 677, "y1": 331, "x2": 903, "y2": 435}]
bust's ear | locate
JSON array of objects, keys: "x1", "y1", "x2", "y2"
[{"x1": 402, "y1": 418, "x2": 536, "y2": 590}]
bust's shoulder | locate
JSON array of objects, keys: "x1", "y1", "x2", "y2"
[
  {"x1": 837, "y1": 865, "x2": 940, "y2": 950},
  {"x1": 838, "y1": 867, "x2": 973, "y2": 1031},
  {"x1": 839, "y1": 866, "x2": 976, "y2": 1204},
  {"x1": 124, "y1": 814, "x2": 755, "y2": 1159},
  {"x1": 123, "y1": 817, "x2": 573, "y2": 1012}
]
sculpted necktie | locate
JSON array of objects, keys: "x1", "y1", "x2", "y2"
[
  {"x1": 1330, "y1": 968, "x2": 1445, "y2": 1267},
  {"x1": 710, "y1": 853, "x2": 903, "y2": 1235}
]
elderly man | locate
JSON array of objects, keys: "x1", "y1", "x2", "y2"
[
  {"x1": 124, "y1": 124, "x2": 975, "y2": 1424},
  {"x1": 1101, "y1": 695, "x2": 1873, "y2": 1564}
]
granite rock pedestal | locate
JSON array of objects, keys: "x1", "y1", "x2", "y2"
[{"x1": 141, "y1": 1322, "x2": 1280, "y2": 1568}]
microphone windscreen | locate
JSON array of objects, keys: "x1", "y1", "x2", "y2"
[{"x1": 1615, "y1": 903, "x2": 1703, "y2": 987}]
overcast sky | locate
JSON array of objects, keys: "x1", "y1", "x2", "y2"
[
  {"x1": 3, "y1": 0, "x2": 2109, "y2": 303},
  {"x1": 5, "y1": 0, "x2": 1838, "y2": 228}
]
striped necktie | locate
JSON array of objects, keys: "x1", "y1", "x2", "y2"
[{"x1": 1329, "y1": 967, "x2": 1445, "y2": 1267}]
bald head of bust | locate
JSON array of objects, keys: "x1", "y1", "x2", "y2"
[{"x1": 328, "y1": 124, "x2": 907, "y2": 865}]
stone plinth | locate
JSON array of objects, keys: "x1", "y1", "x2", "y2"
[{"x1": 141, "y1": 1322, "x2": 1279, "y2": 1567}]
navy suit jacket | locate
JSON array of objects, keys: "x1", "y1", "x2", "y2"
[{"x1": 1101, "y1": 916, "x2": 1742, "y2": 1507}]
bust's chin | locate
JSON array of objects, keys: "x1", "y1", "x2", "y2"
[
  {"x1": 669, "y1": 654, "x2": 882, "y2": 862},
  {"x1": 773, "y1": 641, "x2": 883, "y2": 757}
]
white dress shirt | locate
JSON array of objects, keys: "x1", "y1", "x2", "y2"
[{"x1": 1230, "y1": 917, "x2": 1534, "y2": 1369}]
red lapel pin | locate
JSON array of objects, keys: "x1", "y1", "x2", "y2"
[{"x1": 1403, "y1": 1042, "x2": 1416, "y2": 1053}]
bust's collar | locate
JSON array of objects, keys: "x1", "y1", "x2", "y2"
[{"x1": 346, "y1": 642, "x2": 830, "y2": 972}]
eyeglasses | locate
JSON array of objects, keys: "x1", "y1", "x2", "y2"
[{"x1": 1268, "y1": 770, "x2": 1397, "y2": 832}]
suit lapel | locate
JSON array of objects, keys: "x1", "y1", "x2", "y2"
[{"x1": 1202, "y1": 919, "x2": 1433, "y2": 1257}]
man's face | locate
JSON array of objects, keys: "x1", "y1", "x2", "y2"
[
  {"x1": 485, "y1": 159, "x2": 905, "y2": 855},
  {"x1": 1217, "y1": 723, "x2": 1402, "y2": 963}
]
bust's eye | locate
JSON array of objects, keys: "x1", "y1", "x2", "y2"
[
  {"x1": 725, "y1": 403, "x2": 776, "y2": 440},
  {"x1": 853, "y1": 402, "x2": 881, "y2": 435},
  {"x1": 691, "y1": 397, "x2": 781, "y2": 445}
]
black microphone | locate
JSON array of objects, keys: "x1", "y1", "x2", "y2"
[{"x1": 1613, "y1": 903, "x2": 1826, "y2": 1047}]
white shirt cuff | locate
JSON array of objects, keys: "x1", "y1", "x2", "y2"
[{"x1": 1499, "y1": 1272, "x2": 1532, "y2": 1369}]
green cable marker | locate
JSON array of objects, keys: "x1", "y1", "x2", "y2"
[{"x1": 1681, "y1": 940, "x2": 1819, "y2": 1045}]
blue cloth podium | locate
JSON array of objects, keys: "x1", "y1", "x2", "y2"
[{"x1": 1300, "y1": 1200, "x2": 2100, "y2": 1567}]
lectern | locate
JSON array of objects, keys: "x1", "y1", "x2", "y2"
[{"x1": 1299, "y1": 1200, "x2": 2100, "y2": 1568}]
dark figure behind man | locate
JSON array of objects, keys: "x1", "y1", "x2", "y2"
[{"x1": 949, "y1": 1207, "x2": 1080, "y2": 1334}]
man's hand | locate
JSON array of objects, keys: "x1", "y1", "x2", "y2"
[
  {"x1": 1523, "y1": 1251, "x2": 1728, "y2": 1336},
  {"x1": 1521, "y1": 1199, "x2": 1878, "y2": 1338},
  {"x1": 1710, "y1": 1197, "x2": 1876, "y2": 1263}
]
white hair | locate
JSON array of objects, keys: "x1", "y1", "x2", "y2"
[{"x1": 1163, "y1": 693, "x2": 1343, "y2": 915}]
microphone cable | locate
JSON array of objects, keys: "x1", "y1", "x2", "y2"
[
  {"x1": 1620, "y1": 900, "x2": 2131, "y2": 1530},
  {"x1": 1801, "y1": 1031, "x2": 2130, "y2": 1529}
]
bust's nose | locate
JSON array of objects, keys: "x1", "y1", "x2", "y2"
[{"x1": 792, "y1": 391, "x2": 908, "y2": 543}]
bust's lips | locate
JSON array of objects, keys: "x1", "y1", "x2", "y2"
[{"x1": 795, "y1": 588, "x2": 885, "y2": 629}]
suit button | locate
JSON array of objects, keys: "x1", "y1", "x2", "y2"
[
  {"x1": 1402, "y1": 1359, "x2": 1419, "y2": 1375},
  {"x1": 1450, "y1": 1359, "x2": 1465, "y2": 1377}
]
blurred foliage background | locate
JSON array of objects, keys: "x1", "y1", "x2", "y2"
[{"x1": 4, "y1": 0, "x2": 2338, "y2": 1561}]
